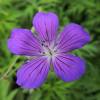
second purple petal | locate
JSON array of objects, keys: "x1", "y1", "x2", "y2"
[
  {"x1": 33, "y1": 12, "x2": 59, "y2": 43},
  {"x1": 57, "y1": 23, "x2": 90, "y2": 53}
]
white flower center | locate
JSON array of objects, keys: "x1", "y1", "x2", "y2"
[{"x1": 42, "y1": 41, "x2": 58, "y2": 61}]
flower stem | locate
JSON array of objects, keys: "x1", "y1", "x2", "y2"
[{"x1": 0, "y1": 56, "x2": 19, "y2": 80}]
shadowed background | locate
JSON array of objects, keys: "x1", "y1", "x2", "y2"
[{"x1": 0, "y1": 0, "x2": 100, "y2": 100}]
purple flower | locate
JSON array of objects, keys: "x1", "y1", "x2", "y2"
[{"x1": 7, "y1": 12, "x2": 90, "y2": 89}]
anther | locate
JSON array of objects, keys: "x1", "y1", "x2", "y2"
[{"x1": 42, "y1": 52, "x2": 45, "y2": 54}]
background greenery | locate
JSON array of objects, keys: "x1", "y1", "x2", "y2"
[{"x1": 0, "y1": 0, "x2": 100, "y2": 100}]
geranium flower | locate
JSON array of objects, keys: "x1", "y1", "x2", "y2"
[{"x1": 7, "y1": 12, "x2": 90, "y2": 89}]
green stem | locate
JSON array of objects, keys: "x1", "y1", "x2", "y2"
[{"x1": 0, "y1": 56, "x2": 19, "y2": 80}]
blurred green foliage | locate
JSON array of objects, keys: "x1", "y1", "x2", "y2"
[{"x1": 0, "y1": 0, "x2": 100, "y2": 100}]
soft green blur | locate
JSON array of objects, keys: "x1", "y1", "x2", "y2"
[{"x1": 0, "y1": 0, "x2": 100, "y2": 100}]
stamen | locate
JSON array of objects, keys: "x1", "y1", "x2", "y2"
[{"x1": 41, "y1": 41, "x2": 59, "y2": 61}]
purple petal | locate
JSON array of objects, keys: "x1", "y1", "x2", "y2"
[
  {"x1": 52, "y1": 53, "x2": 85, "y2": 82},
  {"x1": 8, "y1": 28, "x2": 42, "y2": 56},
  {"x1": 57, "y1": 23, "x2": 90, "y2": 53},
  {"x1": 33, "y1": 12, "x2": 59, "y2": 43},
  {"x1": 16, "y1": 57, "x2": 50, "y2": 89}
]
